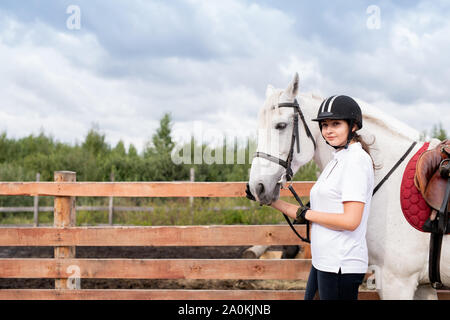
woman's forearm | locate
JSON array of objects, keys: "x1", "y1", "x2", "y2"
[
  {"x1": 305, "y1": 201, "x2": 364, "y2": 231},
  {"x1": 305, "y1": 210, "x2": 353, "y2": 231},
  {"x1": 270, "y1": 200, "x2": 298, "y2": 219},
  {"x1": 270, "y1": 200, "x2": 364, "y2": 231}
]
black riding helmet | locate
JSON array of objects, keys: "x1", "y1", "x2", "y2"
[{"x1": 312, "y1": 95, "x2": 363, "y2": 149}]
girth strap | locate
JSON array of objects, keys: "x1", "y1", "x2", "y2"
[{"x1": 429, "y1": 177, "x2": 450, "y2": 289}]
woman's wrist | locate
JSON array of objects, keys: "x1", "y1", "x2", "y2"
[{"x1": 295, "y1": 206, "x2": 310, "y2": 224}]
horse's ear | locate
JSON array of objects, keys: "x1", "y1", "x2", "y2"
[
  {"x1": 266, "y1": 84, "x2": 275, "y2": 98},
  {"x1": 285, "y1": 72, "x2": 300, "y2": 98}
]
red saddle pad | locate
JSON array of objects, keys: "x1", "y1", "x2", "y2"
[{"x1": 400, "y1": 142, "x2": 431, "y2": 232}]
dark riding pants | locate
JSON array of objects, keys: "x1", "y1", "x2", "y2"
[{"x1": 304, "y1": 265, "x2": 365, "y2": 300}]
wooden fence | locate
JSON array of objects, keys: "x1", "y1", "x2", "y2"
[{"x1": 0, "y1": 171, "x2": 448, "y2": 300}]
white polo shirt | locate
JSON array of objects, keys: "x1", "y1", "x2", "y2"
[{"x1": 309, "y1": 142, "x2": 374, "y2": 274}]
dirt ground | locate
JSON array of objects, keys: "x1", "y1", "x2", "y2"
[{"x1": 0, "y1": 245, "x2": 306, "y2": 290}]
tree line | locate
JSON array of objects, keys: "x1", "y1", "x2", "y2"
[
  {"x1": 0, "y1": 113, "x2": 447, "y2": 184},
  {"x1": 0, "y1": 113, "x2": 259, "y2": 183}
]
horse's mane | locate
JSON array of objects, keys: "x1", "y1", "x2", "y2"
[
  {"x1": 355, "y1": 98, "x2": 420, "y2": 142},
  {"x1": 258, "y1": 90, "x2": 285, "y2": 128}
]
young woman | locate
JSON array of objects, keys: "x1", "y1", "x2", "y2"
[{"x1": 247, "y1": 95, "x2": 375, "y2": 300}]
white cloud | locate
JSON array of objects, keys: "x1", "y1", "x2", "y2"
[{"x1": 0, "y1": 0, "x2": 448, "y2": 156}]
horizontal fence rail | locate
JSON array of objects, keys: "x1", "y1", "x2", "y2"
[
  {"x1": 0, "y1": 289, "x2": 448, "y2": 300},
  {"x1": 0, "y1": 181, "x2": 314, "y2": 197},
  {"x1": 0, "y1": 206, "x2": 252, "y2": 213},
  {"x1": 0, "y1": 225, "x2": 307, "y2": 246},
  {"x1": 0, "y1": 258, "x2": 311, "y2": 280},
  {"x1": 0, "y1": 289, "x2": 384, "y2": 300}
]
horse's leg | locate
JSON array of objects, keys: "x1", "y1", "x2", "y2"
[
  {"x1": 378, "y1": 269, "x2": 418, "y2": 300},
  {"x1": 413, "y1": 284, "x2": 438, "y2": 300}
]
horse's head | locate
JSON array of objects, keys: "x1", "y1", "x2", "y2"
[{"x1": 248, "y1": 73, "x2": 317, "y2": 205}]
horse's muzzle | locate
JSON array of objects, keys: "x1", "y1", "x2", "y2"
[{"x1": 255, "y1": 182, "x2": 280, "y2": 205}]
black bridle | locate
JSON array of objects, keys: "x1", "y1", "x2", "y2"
[
  {"x1": 253, "y1": 99, "x2": 317, "y2": 243},
  {"x1": 254, "y1": 99, "x2": 316, "y2": 182}
]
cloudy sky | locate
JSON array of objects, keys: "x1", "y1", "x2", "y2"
[{"x1": 0, "y1": 0, "x2": 448, "y2": 152}]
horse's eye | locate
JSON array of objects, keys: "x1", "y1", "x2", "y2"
[{"x1": 275, "y1": 123, "x2": 287, "y2": 130}]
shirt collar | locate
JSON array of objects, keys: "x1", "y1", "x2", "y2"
[{"x1": 332, "y1": 142, "x2": 362, "y2": 160}]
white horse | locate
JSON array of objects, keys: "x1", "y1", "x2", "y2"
[{"x1": 248, "y1": 73, "x2": 449, "y2": 299}]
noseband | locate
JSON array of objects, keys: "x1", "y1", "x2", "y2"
[
  {"x1": 254, "y1": 99, "x2": 316, "y2": 184},
  {"x1": 253, "y1": 99, "x2": 317, "y2": 243}
]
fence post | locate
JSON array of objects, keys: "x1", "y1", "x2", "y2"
[
  {"x1": 54, "y1": 171, "x2": 79, "y2": 289},
  {"x1": 33, "y1": 172, "x2": 40, "y2": 227},
  {"x1": 109, "y1": 172, "x2": 114, "y2": 226}
]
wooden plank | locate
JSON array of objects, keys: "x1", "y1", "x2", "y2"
[
  {"x1": 0, "y1": 289, "x2": 303, "y2": 300},
  {"x1": 0, "y1": 181, "x2": 314, "y2": 198},
  {"x1": 438, "y1": 290, "x2": 450, "y2": 300},
  {"x1": 0, "y1": 258, "x2": 311, "y2": 280},
  {"x1": 0, "y1": 289, "x2": 447, "y2": 300},
  {"x1": 0, "y1": 225, "x2": 308, "y2": 246},
  {"x1": 53, "y1": 171, "x2": 79, "y2": 290},
  {"x1": 0, "y1": 289, "x2": 386, "y2": 300}
]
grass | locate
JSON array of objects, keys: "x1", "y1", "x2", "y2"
[{"x1": 0, "y1": 195, "x2": 310, "y2": 226}]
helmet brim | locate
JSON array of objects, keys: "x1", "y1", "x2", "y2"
[
  {"x1": 311, "y1": 114, "x2": 348, "y2": 122},
  {"x1": 311, "y1": 115, "x2": 362, "y2": 130}
]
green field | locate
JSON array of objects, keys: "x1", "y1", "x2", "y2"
[{"x1": 0, "y1": 195, "x2": 310, "y2": 226}]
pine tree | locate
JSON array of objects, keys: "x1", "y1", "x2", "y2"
[
  {"x1": 431, "y1": 122, "x2": 448, "y2": 141},
  {"x1": 144, "y1": 113, "x2": 187, "y2": 181}
]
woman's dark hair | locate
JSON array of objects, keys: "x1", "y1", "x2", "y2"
[
  {"x1": 352, "y1": 131, "x2": 381, "y2": 170},
  {"x1": 341, "y1": 119, "x2": 380, "y2": 170}
]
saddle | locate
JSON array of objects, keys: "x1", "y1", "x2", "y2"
[
  {"x1": 414, "y1": 139, "x2": 450, "y2": 234},
  {"x1": 413, "y1": 139, "x2": 450, "y2": 289},
  {"x1": 415, "y1": 139, "x2": 450, "y2": 210}
]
